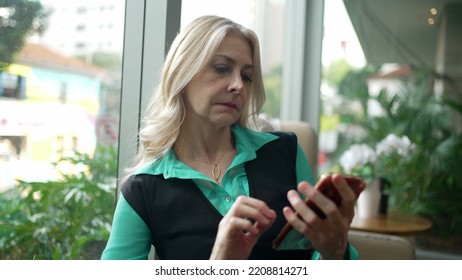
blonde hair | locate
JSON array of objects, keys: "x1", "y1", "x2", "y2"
[{"x1": 121, "y1": 15, "x2": 266, "y2": 184}]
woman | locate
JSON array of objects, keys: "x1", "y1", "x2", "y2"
[{"x1": 102, "y1": 15, "x2": 359, "y2": 260}]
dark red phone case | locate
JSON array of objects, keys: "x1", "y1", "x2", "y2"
[{"x1": 272, "y1": 174, "x2": 365, "y2": 250}]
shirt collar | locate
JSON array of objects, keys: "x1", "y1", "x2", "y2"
[{"x1": 135, "y1": 124, "x2": 279, "y2": 179}]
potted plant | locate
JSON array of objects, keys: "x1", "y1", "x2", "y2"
[{"x1": 333, "y1": 66, "x2": 462, "y2": 254}]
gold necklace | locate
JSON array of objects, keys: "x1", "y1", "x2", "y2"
[{"x1": 175, "y1": 142, "x2": 231, "y2": 183}]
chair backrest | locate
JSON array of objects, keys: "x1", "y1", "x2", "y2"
[
  {"x1": 249, "y1": 117, "x2": 318, "y2": 178},
  {"x1": 348, "y1": 230, "x2": 416, "y2": 259},
  {"x1": 279, "y1": 120, "x2": 318, "y2": 178}
]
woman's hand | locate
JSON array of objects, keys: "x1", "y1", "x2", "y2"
[
  {"x1": 210, "y1": 196, "x2": 276, "y2": 260},
  {"x1": 282, "y1": 173, "x2": 357, "y2": 259}
]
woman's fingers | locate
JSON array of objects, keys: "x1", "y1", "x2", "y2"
[
  {"x1": 284, "y1": 175, "x2": 363, "y2": 259},
  {"x1": 296, "y1": 175, "x2": 358, "y2": 221},
  {"x1": 217, "y1": 195, "x2": 276, "y2": 238},
  {"x1": 291, "y1": 182, "x2": 339, "y2": 223},
  {"x1": 282, "y1": 204, "x2": 317, "y2": 236},
  {"x1": 210, "y1": 196, "x2": 276, "y2": 260},
  {"x1": 331, "y1": 174, "x2": 358, "y2": 218},
  {"x1": 225, "y1": 216, "x2": 259, "y2": 235},
  {"x1": 227, "y1": 196, "x2": 276, "y2": 226},
  {"x1": 286, "y1": 188, "x2": 319, "y2": 225}
]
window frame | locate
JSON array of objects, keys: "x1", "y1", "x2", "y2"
[{"x1": 117, "y1": 0, "x2": 181, "y2": 191}]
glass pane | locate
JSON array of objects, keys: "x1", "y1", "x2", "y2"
[
  {"x1": 181, "y1": 0, "x2": 286, "y2": 118},
  {"x1": 321, "y1": 0, "x2": 462, "y2": 257},
  {"x1": 0, "y1": 0, "x2": 125, "y2": 259}
]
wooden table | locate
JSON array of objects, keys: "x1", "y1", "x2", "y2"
[{"x1": 351, "y1": 211, "x2": 433, "y2": 235}]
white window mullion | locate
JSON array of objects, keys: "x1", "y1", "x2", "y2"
[
  {"x1": 118, "y1": 0, "x2": 182, "y2": 188},
  {"x1": 281, "y1": 0, "x2": 324, "y2": 133}
]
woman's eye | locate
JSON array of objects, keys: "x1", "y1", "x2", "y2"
[
  {"x1": 213, "y1": 64, "x2": 231, "y2": 74},
  {"x1": 241, "y1": 73, "x2": 253, "y2": 84}
]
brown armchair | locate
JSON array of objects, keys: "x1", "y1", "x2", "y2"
[{"x1": 348, "y1": 230, "x2": 416, "y2": 259}]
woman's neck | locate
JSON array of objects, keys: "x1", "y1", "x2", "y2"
[{"x1": 174, "y1": 124, "x2": 234, "y2": 161}]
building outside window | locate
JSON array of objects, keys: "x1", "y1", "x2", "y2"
[{"x1": 0, "y1": 0, "x2": 125, "y2": 259}]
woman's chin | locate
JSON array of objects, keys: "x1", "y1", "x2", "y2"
[
  {"x1": 215, "y1": 111, "x2": 239, "y2": 126},
  {"x1": 213, "y1": 114, "x2": 239, "y2": 128}
]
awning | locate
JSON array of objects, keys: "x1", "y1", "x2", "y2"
[{"x1": 343, "y1": 0, "x2": 462, "y2": 68}]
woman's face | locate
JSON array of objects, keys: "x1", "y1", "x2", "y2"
[{"x1": 182, "y1": 31, "x2": 253, "y2": 129}]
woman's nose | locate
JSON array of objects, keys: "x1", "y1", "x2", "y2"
[{"x1": 227, "y1": 73, "x2": 243, "y2": 94}]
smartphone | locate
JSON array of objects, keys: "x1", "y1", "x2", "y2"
[{"x1": 272, "y1": 174, "x2": 365, "y2": 250}]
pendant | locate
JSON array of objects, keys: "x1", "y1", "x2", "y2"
[{"x1": 212, "y1": 164, "x2": 221, "y2": 183}]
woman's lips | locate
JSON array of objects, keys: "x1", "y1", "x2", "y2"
[{"x1": 219, "y1": 102, "x2": 238, "y2": 110}]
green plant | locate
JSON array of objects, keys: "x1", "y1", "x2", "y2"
[
  {"x1": 332, "y1": 66, "x2": 462, "y2": 252},
  {"x1": 0, "y1": 0, "x2": 49, "y2": 69},
  {"x1": 0, "y1": 144, "x2": 117, "y2": 259},
  {"x1": 370, "y1": 71, "x2": 462, "y2": 214}
]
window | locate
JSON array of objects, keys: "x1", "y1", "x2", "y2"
[
  {"x1": 76, "y1": 7, "x2": 87, "y2": 14},
  {"x1": 76, "y1": 24, "x2": 86, "y2": 31},
  {"x1": 56, "y1": 135, "x2": 64, "y2": 159},
  {"x1": 72, "y1": 135, "x2": 78, "y2": 151},
  {"x1": 0, "y1": 73, "x2": 26, "y2": 99},
  {"x1": 75, "y1": 42, "x2": 86, "y2": 50},
  {"x1": 0, "y1": 0, "x2": 125, "y2": 260},
  {"x1": 59, "y1": 82, "x2": 67, "y2": 103}
]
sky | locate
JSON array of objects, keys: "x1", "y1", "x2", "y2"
[{"x1": 322, "y1": 0, "x2": 366, "y2": 68}]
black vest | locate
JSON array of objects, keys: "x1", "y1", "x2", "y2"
[{"x1": 122, "y1": 132, "x2": 312, "y2": 259}]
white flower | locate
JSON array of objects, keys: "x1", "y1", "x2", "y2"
[
  {"x1": 339, "y1": 144, "x2": 377, "y2": 174},
  {"x1": 376, "y1": 134, "x2": 414, "y2": 156},
  {"x1": 339, "y1": 134, "x2": 415, "y2": 177}
]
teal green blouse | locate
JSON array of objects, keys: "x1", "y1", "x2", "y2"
[{"x1": 102, "y1": 125, "x2": 358, "y2": 260}]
